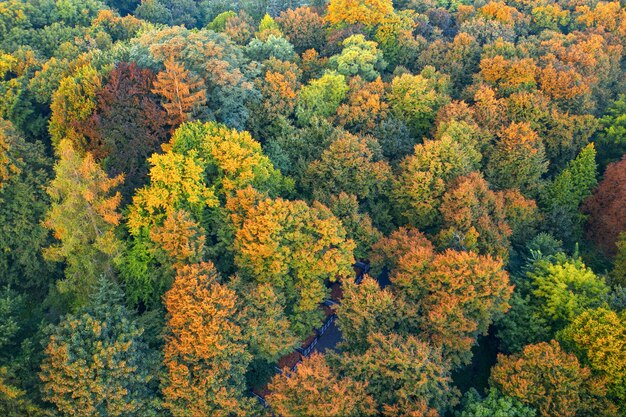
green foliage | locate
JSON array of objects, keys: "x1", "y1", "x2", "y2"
[
  {"x1": 340, "y1": 332, "x2": 458, "y2": 415},
  {"x1": 527, "y1": 254, "x2": 610, "y2": 328},
  {"x1": 329, "y1": 35, "x2": 387, "y2": 82},
  {"x1": 597, "y1": 95, "x2": 626, "y2": 169},
  {"x1": 541, "y1": 143, "x2": 597, "y2": 247},
  {"x1": 206, "y1": 10, "x2": 237, "y2": 32},
  {"x1": 43, "y1": 140, "x2": 123, "y2": 308},
  {"x1": 391, "y1": 134, "x2": 481, "y2": 229},
  {"x1": 0, "y1": 120, "x2": 55, "y2": 290},
  {"x1": 456, "y1": 388, "x2": 536, "y2": 417},
  {"x1": 246, "y1": 35, "x2": 295, "y2": 62},
  {"x1": 296, "y1": 71, "x2": 349, "y2": 125},
  {"x1": 389, "y1": 67, "x2": 451, "y2": 137},
  {"x1": 557, "y1": 308, "x2": 626, "y2": 409},
  {"x1": 336, "y1": 275, "x2": 400, "y2": 353}
]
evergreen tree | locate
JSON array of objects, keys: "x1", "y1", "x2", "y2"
[{"x1": 542, "y1": 144, "x2": 597, "y2": 247}]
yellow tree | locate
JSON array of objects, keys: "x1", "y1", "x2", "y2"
[
  {"x1": 151, "y1": 57, "x2": 206, "y2": 127},
  {"x1": 162, "y1": 262, "x2": 255, "y2": 417},
  {"x1": 490, "y1": 340, "x2": 618, "y2": 417},
  {"x1": 326, "y1": 0, "x2": 394, "y2": 27}
]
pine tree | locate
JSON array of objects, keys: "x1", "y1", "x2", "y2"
[
  {"x1": 542, "y1": 143, "x2": 597, "y2": 247},
  {"x1": 40, "y1": 278, "x2": 157, "y2": 417}
]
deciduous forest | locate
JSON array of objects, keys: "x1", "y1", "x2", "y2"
[{"x1": 1, "y1": 0, "x2": 625, "y2": 415}]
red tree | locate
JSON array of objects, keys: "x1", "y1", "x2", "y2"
[{"x1": 584, "y1": 156, "x2": 626, "y2": 255}]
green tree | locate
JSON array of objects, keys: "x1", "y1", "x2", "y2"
[
  {"x1": 527, "y1": 254, "x2": 610, "y2": 329},
  {"x1": 596, "y1": 94, "x2": 626, "y2": 169},
  {"x1": 391, "y1": 134, "x2": 481, "y2": 229},
  {"x1": 296, "y1": 71, "x2": 348, "y2": 125},
  {"x1": 456, "y1": 388, "x2": 536, "y2": 417},
  {"x1": 336, "y1": 275, "x2": 400, "y2": 353},
  {"x1": 329, "y1": 35, "x2": 386, "y2": 81},
  {"x1": 542, "y1": 143, "x2": 597, "y2": 247},
  {"x1": 486, "y1": 122, "x2": 548, "y2": 194},
  {"x1": 389, "y1": 67, "x2": 451, "y2": 137},
  {"x1": 305, "y1": 133, "x2": 391, "y2": 203},
  {"x1": 0, "y1": 119, "x2": 54, "y2": 290},
  {"x1": 40, "y1": 278, "x2": 157, "y2": 417},
  {"x1": 231, "y1": 277, "x2": 298, "y2": 362},
  {"x1": 340, "y1": 332, "x2": 457, "y2": 415}
]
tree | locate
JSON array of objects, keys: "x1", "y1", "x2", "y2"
[
  {"x1": 336, "y1": 275, "x2": 399, "y2": 353},
  {"x1": 305, "y1": 133, "x2": 391, "y2": 203},
  {"x1": 79, "y1": 62, "x2": 170, "y2": 199},
  {"x1": 336, "y1": 76, "x2": 389, "y2": 133},
  {"x1": 276, "y1": 7, "x2": 326, "y2": 54},
  {"x1": 267, "y1": 352, "x2": 377, "y2": 417},
  {"x1": 612, "y1": 232, "x2": 626, "y2": 286},
  {"x1": 437, "y1": 173, "x2": 512, "y2": 261},
  {"x1": 392, "y1": 247, "x2": 512, "y2": 366},
  {"x1": 391, "y1": 134, "x2": 481, "y2": 229},
  {"x1": 369, "y1": 226, "x2": 433, "y2": 275},
  {"x1": 245, "y1": 35, "x2": 295, "y2": 62},
  {"x1": 543, "y1": 143, "x2": 598, "y2": 247},
  {"x1": 557, "y1": 308, "x2": 626, "y2": 409},
  {"x1": 456, "y1": 388, "x2": 536, "y2": 417},
  {"x1": 326, "y1": 193, "x2": 382, "y2": 259},
  {"x1": 131, "y1": 26, "x2": 255, "y2": 129},
  {"x1": 296, "y1": 71, "x2": 349, "y2": 125},
  {"x1": 49, "y1": 65, "x2": 102, "y2": 147},
  {"x1": 231, "y1": 277, "x2": 298, "y2": 362},
  {"x1": 389, "y1": 68, "x2": 451, "y2": 138},
  {"x1": 527, "y1": 254, "x2": 610, "y2": 329},
  {"x1": 486, "y1": 122, "x2": 547, "y2": 194},
  {"x1": 596, "y1": 95, "x2": 626, "y2": 169},
  {"x1": 340, "y1": 332, "x2": 456, "y2": 415},
  {"x1": 490, "y1": 340, "x2": 617, "y2": 417},
  {"x1": 151, "y1": 57, "x2": 206, "y2": 128},
  {"x1": 43, "y1": 139, "x2": 123, "y2": 308},
  {"x1": 0, "y1": 119, "x2": 54, "y2": 290},
  {"x1": 234, "y1": 197, "x2": 355, "y2": 337},
  {"x1": 479, "y1": 56, "x2": 537, "y2": 96},
  {"x1": 162, "y1": 262, "x2": 255, "y2": 417},
  {"x1": 326, "y1": 0, "x2": 394, "y2": 27},
  {"x1": 583, "y1": 156, "x2": 626, "y2": 256},
  {"x1": 39, "y1": 278, "x2": 156, "y2": 417},
  {"x1": 329, "y1": 35, "x2": 386, "y2": 81}
]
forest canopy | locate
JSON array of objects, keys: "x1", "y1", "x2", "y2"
[{"x1": 1, "y1": 0, "x2": 625, "y2": 416}]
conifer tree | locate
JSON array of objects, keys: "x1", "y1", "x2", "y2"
[{"x1": 542, "y1": 143, "x2": 597, "y2": 247}]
